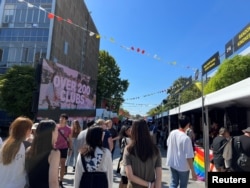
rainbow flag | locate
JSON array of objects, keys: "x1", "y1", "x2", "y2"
[{"x1": 193, "y1": 146, "x2": 214, "y2": 181}]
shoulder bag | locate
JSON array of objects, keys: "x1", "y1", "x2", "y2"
[{"x1": 58, "y1": 129, "x2": 70, "y2": 148}]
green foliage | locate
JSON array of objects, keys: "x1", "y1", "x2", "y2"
[
  {"x1": 204, "y1": 55, "x2": 250, "y2": 94},
  {"x1": 96, "y1": 51, "x2": 129, "y2": 112},
  {"x1": 0, "y1": 65, "x2": 36, "y2": 118},
  {"x1": 181, "y1": 83, "x2": 202, "y2": 104},
  {"x1": 148, "y1": 77, "x2": 202, "y2": 115}
]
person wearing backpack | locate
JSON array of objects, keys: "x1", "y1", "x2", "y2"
[
  {"x1": 231, "y1": 127, "x2": 250, "y2": 172},
  {"x1": 74, "y1": 125, "x2": 113, "y2": 188}
]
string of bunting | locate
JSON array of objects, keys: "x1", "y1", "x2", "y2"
[
  {"x1": 124, "y1": 89, "x2": 167, "y2": 101},
  {"x1": 18, "y1": 0, "x2": 198, "y2": 72}
]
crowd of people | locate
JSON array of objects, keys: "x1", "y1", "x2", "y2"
[{"x1": 0, "y1": 113, "x2": 250, "y2": 188}]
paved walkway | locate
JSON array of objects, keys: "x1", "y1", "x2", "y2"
[{"x1": 63, "y1": 144, "x2": 205, "y2": 188}]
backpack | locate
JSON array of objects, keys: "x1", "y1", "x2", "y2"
[
  {"x1": 236, "y1": 136, "x2": 250, "y2": 171},
  {"x1": 79, "y1": 154, "x2": 108, "y2": 188}
]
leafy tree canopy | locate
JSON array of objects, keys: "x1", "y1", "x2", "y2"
[
  {"x1": 204, "y1": 55, "x2": 250, "y2": 94},
  {"x1": 96, "y1": 50, "x2": 129, "y2": 112},
  {"x1": 0, "y1": 65, "x2": 36, "y2": 119},
  {"x1": 148, "y1": 76, "x2": 202, "y2": 115}
]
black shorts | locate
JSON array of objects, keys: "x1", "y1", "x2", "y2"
[
  {"x1": 214, "y1": 156, "x2": 225, "y2": 169},
  {"x1": 59, "y1": 148, "x2": 68, "y2": 159},
  {"x1": 121, "y1": 176, "x2": 128, "y2": 184}
]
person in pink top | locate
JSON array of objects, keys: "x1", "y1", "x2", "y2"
[{"x1": 55, "y1": 113, "x2": 72, "y2": 188}]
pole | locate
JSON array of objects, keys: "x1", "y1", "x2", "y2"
[
  {"x1": 202, "y1": 75, "x2": 209, "y2": 188},
  {"x1": 161, "y1": 102, "x2": 164, "y2": 127}
]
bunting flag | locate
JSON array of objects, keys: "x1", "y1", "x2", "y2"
[
  {"x1": 48, "y1": 13, "x2": 54, "y2": 19},
  {"x1": 17, "y1": 0, "x2": 199, "y2": 72},
  {"x1": 125, "y1": 89, "x2": 167, "y2": 101},
  {"x1": 195, "y1": 82, "x2": 202, "y2": 92}
]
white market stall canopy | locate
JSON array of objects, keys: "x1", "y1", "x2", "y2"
[
  {"x1": 169, "y1": 77, "x2": 250, "y2": 116},
  {"x1": 169, "y1": 46, "x2": 250, "y2": 116}
]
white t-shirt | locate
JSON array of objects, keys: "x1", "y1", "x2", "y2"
[
  {"x1": 76, "y1": 129, "x2": 88, "y2": 151},
  {"x1": 166, "y1": 129, "x2": 194, "y2": 171},
  {"x1": 0, "y1": 142, "x2": 26, "y2": 188}
]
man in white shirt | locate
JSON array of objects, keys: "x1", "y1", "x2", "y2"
[
  {"x1": 166, "y1": 115, "x2": 197, "y2": 188},
  {"x1": 76, "y1": 120, "x2": 95, "y2": 151}
]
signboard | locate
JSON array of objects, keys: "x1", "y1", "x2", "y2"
[
  {"x1": 202, "y1": 52, "x2": 220, "y2": 76},
  {"x1": 171, "y1": 76, "x2": 192, "y2": 96},
  {"x1": 194, "y1": 69, "x2": 199, "y2": 81},
  {"x1": 233, "y1": 23, "x2": 250, "y2": 52},
  {"x1": 225, "y1": 39, "x2": 234, "y2": 59},
  {"x1": 36, "y1": 59, "x2": 96, "y2": 119}
]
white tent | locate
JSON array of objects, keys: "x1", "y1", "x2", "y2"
[{"x1": 169, "y1": 77, "x2": 250, "y2": 115}]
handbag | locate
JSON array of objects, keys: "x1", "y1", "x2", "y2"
[{"x1": 79, "y1": 154, "x2": 108, "y2": 188}]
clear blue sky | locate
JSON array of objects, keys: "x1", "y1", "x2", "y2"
[{"x1": 85, "y1": 0, "x2": 250, "y2": 116}]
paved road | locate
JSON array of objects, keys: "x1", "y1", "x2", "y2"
[{"x1": 63, "y1": 144, "x2": 205, "y2": 188}]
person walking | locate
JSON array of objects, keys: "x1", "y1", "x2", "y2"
[
  {"x1": 231, "y1": 126, "x2": 250, "y2": 172},
  {"x1": 96, "y1": 118, "x2": 113, "y2": 151},
  {"x1": 211, "y1": 127, "x2": 228, "y2": 172},
  {"x1": 25, "y1": 119, "x2": 60, "y2": 188},
  {"x1": 118, "y1": 125, "x2": 132, "y2": 188},
  {"x1": 65, "y1": 119, "x2": 81, "y2": 172},
  {"x1": 106, "y1": 119, "x2": 118, "y2": 159},
  {"x1": 55, "y1": 113, "x2": 72, "y2": 188},
  {"x1": 0, "y1": 116, "x2": 33, "y2": 188},
  {"x1": 74, "y1": 125, "x2": 113, "y2": 188},
  {"x1": 166, "y1": 115, "x2": 197, "y2": 188},
  {"x1": 123, "y1": 119, "x2": 162, "y2": 188},
  {"x1": 76, "y1": 120, "x2": 95, "y2": 152}
]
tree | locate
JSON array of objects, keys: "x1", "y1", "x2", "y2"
[
  {"x1": 181, "y1": 83, "x2": 202, "y2": 104},
  {"x1": 0, "y1": 65, "x2": 36, "y2": 119},
  {"x1": 204, "y1": 55, "x2": 250, "y2": 94},
  {"x1": 96, "y1": 50, "x2": 129, "y2": 112},
  {"x1": 149, "y1": 76, "x2": 202, "y2": 114}
]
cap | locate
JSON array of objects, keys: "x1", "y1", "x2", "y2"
[
  {"x1": 242, "y1": 127, "x2": 250, "y2": 133},
  {"x1": 32, "y1": 122, "x2": 39, "y2": 130}
]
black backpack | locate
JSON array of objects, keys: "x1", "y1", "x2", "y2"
[
  {"x1": 79, "y1": 154, "x2": 108, "y2": 188},
  {"x1": 236, "y1": 136, "x2": 250, "y2": 171}
]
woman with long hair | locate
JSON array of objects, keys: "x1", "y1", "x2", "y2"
[
  {"x1": 65, "y1": 119, "x2": 82, "y2": 172},
  {"x1": 117, "y1": 125, "x2": 132, "y2": 188},
  {"x1": 25, "y1": 119, "x2": 60, "y2": 188},
  {"x1": 123, "y1": 119, "x2": 162, "y2": 188},
  {"x1": 0, "y1": 116, "x2": 33, "y2": 188},
  {"x1": 74, "y1": 126, "x2": 113, "y2": 188}
]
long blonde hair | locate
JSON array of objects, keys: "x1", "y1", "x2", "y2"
[
  {"x1": 0, "y1": 116, "x2": 32, "y2": 165},
  {"x1": 71, "y1": 120, "x2": 81, "y2": 138}
]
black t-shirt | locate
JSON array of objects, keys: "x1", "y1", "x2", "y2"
[
  {"x1": 211, "y1": 135, "x2": 227, "y2": 158},
  {"x1": 109, "y1": 127, "x2": 118, "y2": 152}
]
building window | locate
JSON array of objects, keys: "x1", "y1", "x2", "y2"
[
  {"x1": 64, "y1": 41, "x2": 68, "y2": 55},
  {"x1": 3, "y1": 5, "x2": 14, "y2": 23}
]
